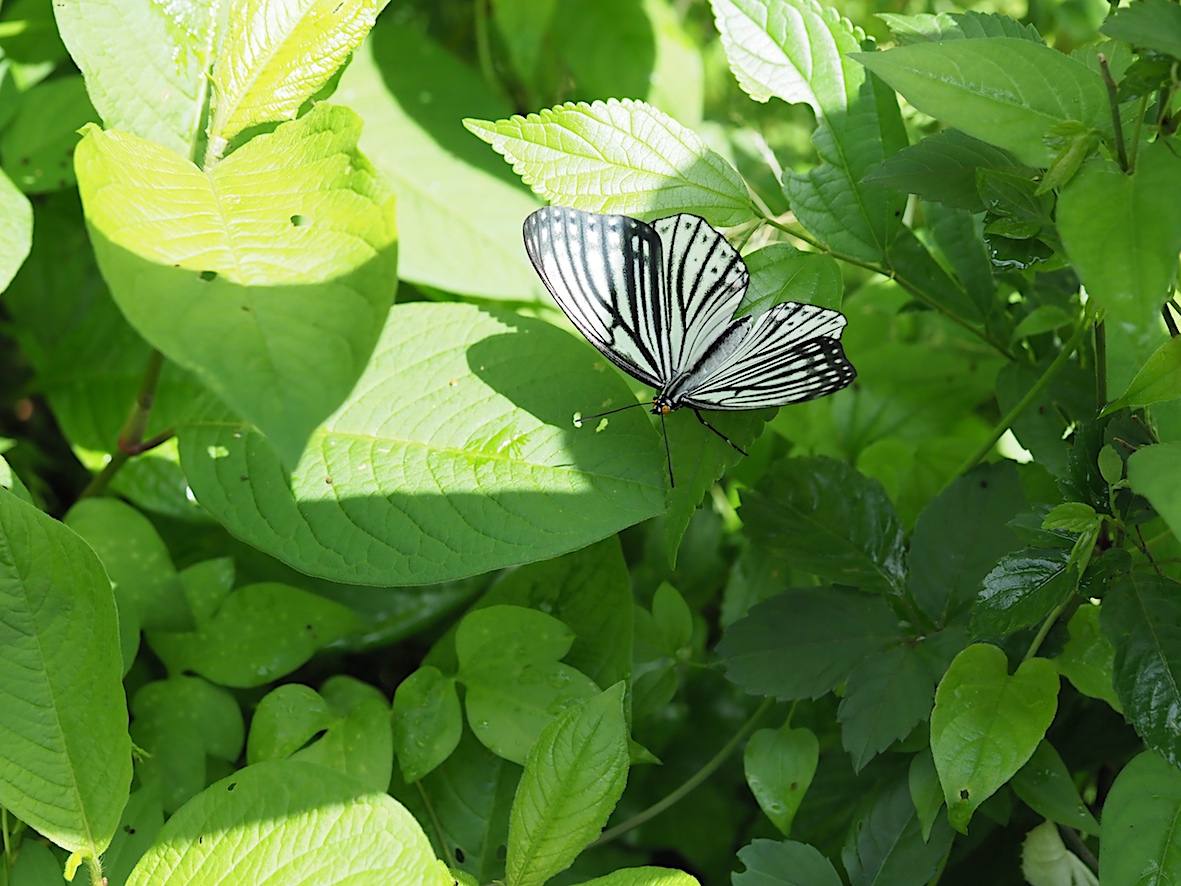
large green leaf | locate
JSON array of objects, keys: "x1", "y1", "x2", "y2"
[
  {"x1": 1100, "y1": 572, "x2": 1181, "y2": 766},
  {"x1": 930, "y1": 643, "x2": 1059, "y2": 832},
  {"x1": 1011, "y1": 740, "x2": 1100, "y2": 835},
  {"x1": 1058, "y1": 142, "x2": 1181, "y2": 337},
  {"x1": 907, "y1": 461, "x2": 1026, "y2": 625},
  {"x1": 393, "y1": 667, "x2": 463, "y2": 783},
  {"x1": 1128, "y1": 443, "x2": 1181, "y2": 540},
  {"x1": 972, "y1": 548, "x2": 1074, "y2": 638},
  {"x1": 740, "y1": 457, "x2": 906, "y2": 594},
  {"x1": 718, "y1": 587, "x2": 902, "y2": 699},
  {"x1": 1101, "y1": 0, "x2": 1181, "y2": 59},
  {"x1": 838, "y1": 646, "x2": 936, "y2": 771},
  {"x1": 1055, "y1": 602, "x2": 1121, "y2": 711},
  {"x1": 0, "y1": 75, "x2": 98, "y2": 193},
  {"x1": 180, "y1": 303, "x2": 666, "y2": 586},
  {"x1": 0, "y1": 490, "x2": 132, "y2": 861},
  {"x1": 54, "y1": 0, "x2": 221, "y2": 158},
  {"x1": 1099, "y1": 752, "x2": 1181, "y2": 885},
  {"x1": 288, "y1": 677, "x2": 393, "y2": 793},
  {"x1": 336, "y1": 22, "x2": 544, "y2": 300},
  {"x1": 0, "y1": 167, "x2": 32, "y2": 292},
  {"x1": 465, "y1": 98, "x2": 753, "y2": 227},
  {"x1": 207, "y1": 0, "x2": 382, "y2": 147},
  {"x1": 733, "y1": 840, "x2": 842, "y2": 886},
  {"x1": 852, "y1": 38, "x2": 1107, "y2": 166},
  {"x1": 1106, "y1": 335, "x2": 1181, "y2": 414},
  {"x1": 710, "y1": 0, "x2": 907, "y2": 261},
  {"x1": 744, "y1": 724, "x2": 819, "y2": 835},
  {"x1": 125, "y1": 761, "x2": 447, "y2": 886},
  {"x1": 74, "y1": 102, "x2": 398, "y2": 467},
  {"x1": 505, "y1": 683, "x2": 630, "y2": 886}
]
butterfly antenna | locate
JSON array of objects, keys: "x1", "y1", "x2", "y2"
[
  {"x1": 574, "y1": 401, "x2": 648, "y2": 425},
  {"x1": 661, "y1": 408, "x2": 675, "y2": 488},
  {"x1": 693, "y1": 409, "x2": 749, "y2": 457}
]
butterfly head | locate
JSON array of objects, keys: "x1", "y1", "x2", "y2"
[{"x1": 651, "y1": 397, "x2": 674, "y2": 416}]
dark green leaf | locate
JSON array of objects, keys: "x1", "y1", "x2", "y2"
[
  {"x1": 740, "y1": 245, "x2": 843, "y2": 315},
  {"x1": 744, "y1": 724, "x2": 819, "y2": 835},
  {"x1": 1101, "y1": 572, "x2": 1181, "y2": 766},
  {"x1": 884, "y1": 227, "x2": 985, "y2": 324},
  {"x1": 1055, "y1": 603, "x2": 1121, "y2": 710},
  {"x1": 908, "y1": 461, "x2": 1026, "y2": 625},
  {"x1": 972, "y1": 547, "x2": 1074, "y2": 637},
  {"x1": 1011, "y1": 740, "x2": 1100, "y2": 835},
  {"x1": 733, "y1": 839, "x2": 842, "y2": 886},
  {"x1": 1101, "y1": 0, "x2": 1181, "y2": 59},
  {"x1": 908, "y1": 749, "x2": 944, "y2": 842},
  {"x1": 246, "y1": 684, "x2": 335, "y2": 765},
  {"x1": 1107, "y1": 336, "x2": 1181, "y2": 414},
  {"x1": 863, "y1": 129, "x2": 1021, "y2": 211},
  {"x1": 927, "y1": 202, "x2": 997, "y2": 318},
  {"x1": 838, "y1": 646, "x2": 936, "y2": 771},
  {"x1": 1099, "y1": 752, "x2": 1181, "y2": 882},
  {"x1": 995, "y1": 360, "x2": 1094, "y2": 476},
  {"x1": 841, "y1": 772, "x2": 954, "y2": 886},
  {"x1": 741, "y1": 457, "x2": 906, "y2": 594},
  {"x1": 718, "y1": 587, "x2": 903, "y2": 699}
]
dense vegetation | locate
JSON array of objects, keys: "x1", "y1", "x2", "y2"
[{"x1": 2, "y1": 0, "x2": 1181, "y2": 884}]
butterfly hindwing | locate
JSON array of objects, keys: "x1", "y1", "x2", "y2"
[
  {"x1": 681, "y1": 301, "x2": 856, "y2": 409},
  {"x1": 523, "y1": 206, "x2": 666, "y2": 388}
]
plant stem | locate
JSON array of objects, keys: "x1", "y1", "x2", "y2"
[
  {"x1": 1024, "y1": 599, "x2": 1069, "y2": 661},
  {"x1": 79, "y1": 349, "x2": 168, "y2": 500},
  {"x1": 953, "y1": 319, "x2": 1092, "y2": 478},
  {"x1": 1128, "y1": 94, "x2": 1149, "y2": 171},
  {"x1": 591, "y1": 697, "x2": 774, "y2": 847},
  {"x1": 1059, "y1": 825, "x2": 1099, "y2": 873},
  {"x1": 474, "y1": 0, "x2": 499, "y2": 96},
  {"x1": 1095, "y1": 320, "x2": 1107, "y2": 408},
  {"x1": 1099, "y1": 54, "x2": 1129, "y2": 172}
]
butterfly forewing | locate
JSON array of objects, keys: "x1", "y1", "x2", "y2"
[
  {"x1": 681, "y1": 302, "x2": 856, "y2": 409},
  {"x1": 653, "y1": 215, "x2": 749, "y2": 377},
  {"x1": 524, "y1": 206, "x2": 666, "y2": 388}
]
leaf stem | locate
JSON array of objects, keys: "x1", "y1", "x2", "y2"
[
  {"x1": 1024, "y1": 599, "x2": 1069, "y2": 661},
  {"x1": 953, "y1": 318, "x2": 1092, "y2": 478},
  {"x1": 590, "y1": 697, "x2": 774, "y2": 847},
  {"x1": 1059, "y1": 825, "x2": 1099, "y2": 873},
  {"x1": 1099, "y1": 54, "x2": 1129, "y2": 173},
  {"x1": 1095, "y1": 320, "x2": 1107, "y2": 408},
  {"x1": 78, "y1": 349, "x2": 168, "y2": 500}
]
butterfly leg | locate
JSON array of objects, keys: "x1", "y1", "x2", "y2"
[{"x1": 692, "y1": 409, "x2": 749, "y2": 457}]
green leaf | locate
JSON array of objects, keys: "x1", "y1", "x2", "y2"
[
  {"x1": 1099, "y1": 752, "x2": 1181, "y2": 884},
  {"x1": 709, "y1": 0, "x2": 907, "y2": 261},
  {"x1": 852, "y1": 39, "x2": 1108, "y2": 167},
  {"x1": 1058, "y1": 142, "x2": 1181, "y2": 336},
  {"x1": 130, "y1": 676, "x2": 244, "y2": 814},
  {"x1": 744, "y1": 724, "x2": 819, "y2": 835},
  {"x1": 290, "y1": 677, "x2": 393, "y2": 793},
  {"x1": 1128, "y1": 443, "x2": 1181, "y2": 540},
  {"x1": 838, "y1": 646, "x2": 936, "y2": 771},
  {"x1": 1022, "y1": 820, "x2": 1097, "y2": 886},
  {"x1": 879, "y1": 10, "x2": 1044, "y2": 43},
  {"x1": 146, "y1": 582, "x2": 362, "y2": 688},
  {"x1": 1106, "y1": 335, "x2": 1181, "y2": 414},
  {"x1": 907, "y1": 461, "x2": 1026, "y2": 624},
  {"x1": 1101, "y1": 0, "x2": 1181, "y2": 59},
  {"x1": 0, "y1": 454, "x2": 33, "y2": 504},
  {"x1": 0, "y1": 489, "x2": 132, "y2": 860},
  {"x1": 1101, "y1": 572, "x2": 1181, "y2": 766},
  {"x1": 1042, "y1": 502, "x2": 1099, "y2": 533},
  {"x1": 178, "y1": 557, "x2": 234, "y2": 624},
  {"x1": 247, "y1": 684, "x2": 336, "y2": 764},
  {"x1": 464, "y1": 98, "x2": 753, "y2": 227},
  {"x1": 125, "y1": 761, "x2": 447, "y2": 886},
  {"x1": 0, "y1": 168, "x2": 31, "y2": 292},
  {"x1": 739, "y1": 245, "x2": 843, "y2": 315},
  {"x1": 841, "y1": 772, "x2": 955, "y2": 886},
  {"x1": 336, "y1": 21, "x2": 544, "y2": 300},
  {"x1": 1012, "y1": 305, "x2": 1073, "y2": 341},
  {"x1": 102, "y1": 787, "x2": 164, "y2": 886},
  {"x1": 908, "y1": 748, "x2": 944, "y2": 842},
  {"x1": 63, "y1": 497, "x2": 191, "y2": 635},
  {"x1": 651, "y1": 581, "x2": 693, "y2": 654},
  {"x1": 574, "y1": 869, "x2": 701, "y2": 886},
  {"x1": 1011, "y1": 740, "x2": 1101, "y2": 835},
  {"x1": 718, "y1": 587, "x2": 902, "y2": 699},
  {"x1": 741, "y1": 457, "x2": 906, "y2": 594},
  {"x1": 74, "y1": 102, "x2": 398, "y2": 467},
  {"x1": 550, "y1": 0, "x2": 657, "y2": 110},
  {"x1": 471, "y1": 537, "x2": 634, "y2": 690},
  {"x1": 393, "y1": 667, "x2": 463, "y2": 783},
  {"x1": 207, "y1": 0, "x2": 381, "y2": 146},
  {"x1": 505, "y1": 683, "x2": 630, "y2": 886},
  {"x1": 53, "y1": 0, "x2": 219, "y2": 157},
  {"x1": 973, "y1": 548, "x2": 1074, "y2": 637},
  {"x1": 733, "y1": 839, "x2": 842, "y2": 885},
  {"x1": 1055, "y1": 603, "x2": 1121, "y2": 711},
  {"x1": 179, "y1": 303, "x2": 666, "y2": 586},
  {"x1": 862, "y1": 128, "x2": 1021, "y2": 212},
  {"x1": 0, "y1": 75, "x2": 97, "y2": 193},
  {"x1": 930, "y1": 643, "x2": 1059, "y2": 833},
  {"x1": 491, "y1": 0, "x2": 556, "y2": 82},
  {"x1": 456, "y1": 606, "x2": 575, "y2": 668}
]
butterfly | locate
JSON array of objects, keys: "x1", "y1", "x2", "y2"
[{"x1": 523, "y1": 206, "x2": 856, "y2": 485}]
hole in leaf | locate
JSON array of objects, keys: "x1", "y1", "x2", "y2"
[
  {"x1": 454, "y1": 848, "x2": 465, "y2": 863},
  {"x1": 199, "y1": 270, "x2": 217, "y2": 282},
  {"x1": 290, "y1": 214, "x2": 308, "y2": 227},
  {"x1": 959, "y1": 789, "x2": 969, "y2": 800},
  {"x1": 228, "y1": 782, "x2": 237, "y2": 792}
]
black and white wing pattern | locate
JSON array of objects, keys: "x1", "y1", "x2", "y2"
[
  {"x1": 523, "y1": 206, "x2": 666, "y2": 389},
  {"x1": 679, "y1": 302, "x2": 856, "y2": 410}
]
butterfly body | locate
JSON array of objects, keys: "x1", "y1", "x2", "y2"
[{"x1": 523, "y1": 206, "x2": 856, "y2": 482}]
